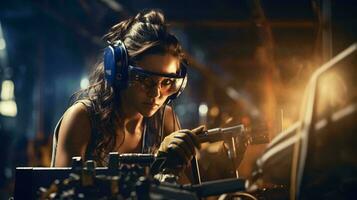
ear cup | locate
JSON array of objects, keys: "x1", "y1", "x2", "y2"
[
  {"x1": 103, "y1": 40, "x2": 128, "y2": 89},
  {"x1": 103, "y1": 45, "x2": 117, "y2": 86}
]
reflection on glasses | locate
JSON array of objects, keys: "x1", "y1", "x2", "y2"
[{"x1": 128, "y1": 65, "x2": 185, "y2": 96}]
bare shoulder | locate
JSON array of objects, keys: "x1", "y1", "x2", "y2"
[
  {"x1": 60, "y1": 103, "x2": 92, "y2": 146},
  {"x1": 55, "y1": 103, "x2": 92, "y2": 166},
  {"x1": 62, "y1": 102, "x2": 91, "y2": 124}
]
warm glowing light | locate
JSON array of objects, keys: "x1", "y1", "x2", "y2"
[
  {"x1": 80, "y1": 77, "x2": 89, "y2": 89},
  {"x1": 317, "y1": 72, "x2": 347, "y2": 115},
  {"x1": 1, "y1": 80, "x2": 15, "y2": 100},
  {"x1": 209, "y1": 106, "x2": 220, "y2": 117},
  {"x1": 0, "y1": 100, "x2": 17, "y2": 117}
]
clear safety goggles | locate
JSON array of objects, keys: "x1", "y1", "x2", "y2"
[{"x1": 127, "y1": 64, "x2": 186, "y2": 96}]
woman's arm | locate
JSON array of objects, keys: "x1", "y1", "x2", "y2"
[{"x1": 54, "y1": 103, "x2": 92, "y2": 167}]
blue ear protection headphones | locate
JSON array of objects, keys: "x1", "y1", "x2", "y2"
[
  {"x1": 103, "y1": 40, "x2": 129, "y2": 89},
  {"x1": 103, "y1": 40, "x2": 187, "y2": 103}
]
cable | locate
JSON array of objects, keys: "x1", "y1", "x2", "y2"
[
  {"x1": 160, "y1": 103, "x2": 168, "y2": 143},
  {"x1": 171, "y1": 102, "x2": 181, "y2": 130}
]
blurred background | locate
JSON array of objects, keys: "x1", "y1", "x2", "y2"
[{"x1": 0, "y1": 0, "x2": 356, "y2": 198}]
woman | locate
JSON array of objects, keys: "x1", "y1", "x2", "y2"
[{"x1": 51, "y1": 9, "x2": 204, "y2": 179}]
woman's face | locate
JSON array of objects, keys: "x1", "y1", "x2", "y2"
[{"x1": 121, "y1": 53, "x2": 180, "y2": 117}]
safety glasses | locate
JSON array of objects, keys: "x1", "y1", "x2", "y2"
[{"x1": 127, "y1": 65, "x2": 186, "y2": 96}]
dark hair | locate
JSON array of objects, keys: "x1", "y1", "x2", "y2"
[{"x1": 73, "y1": 9, "x2": 184, "y2": 166}]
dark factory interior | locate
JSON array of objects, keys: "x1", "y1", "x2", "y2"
[{"x1": 0, "y1": 0, "x2": 356, "y2": 199}]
